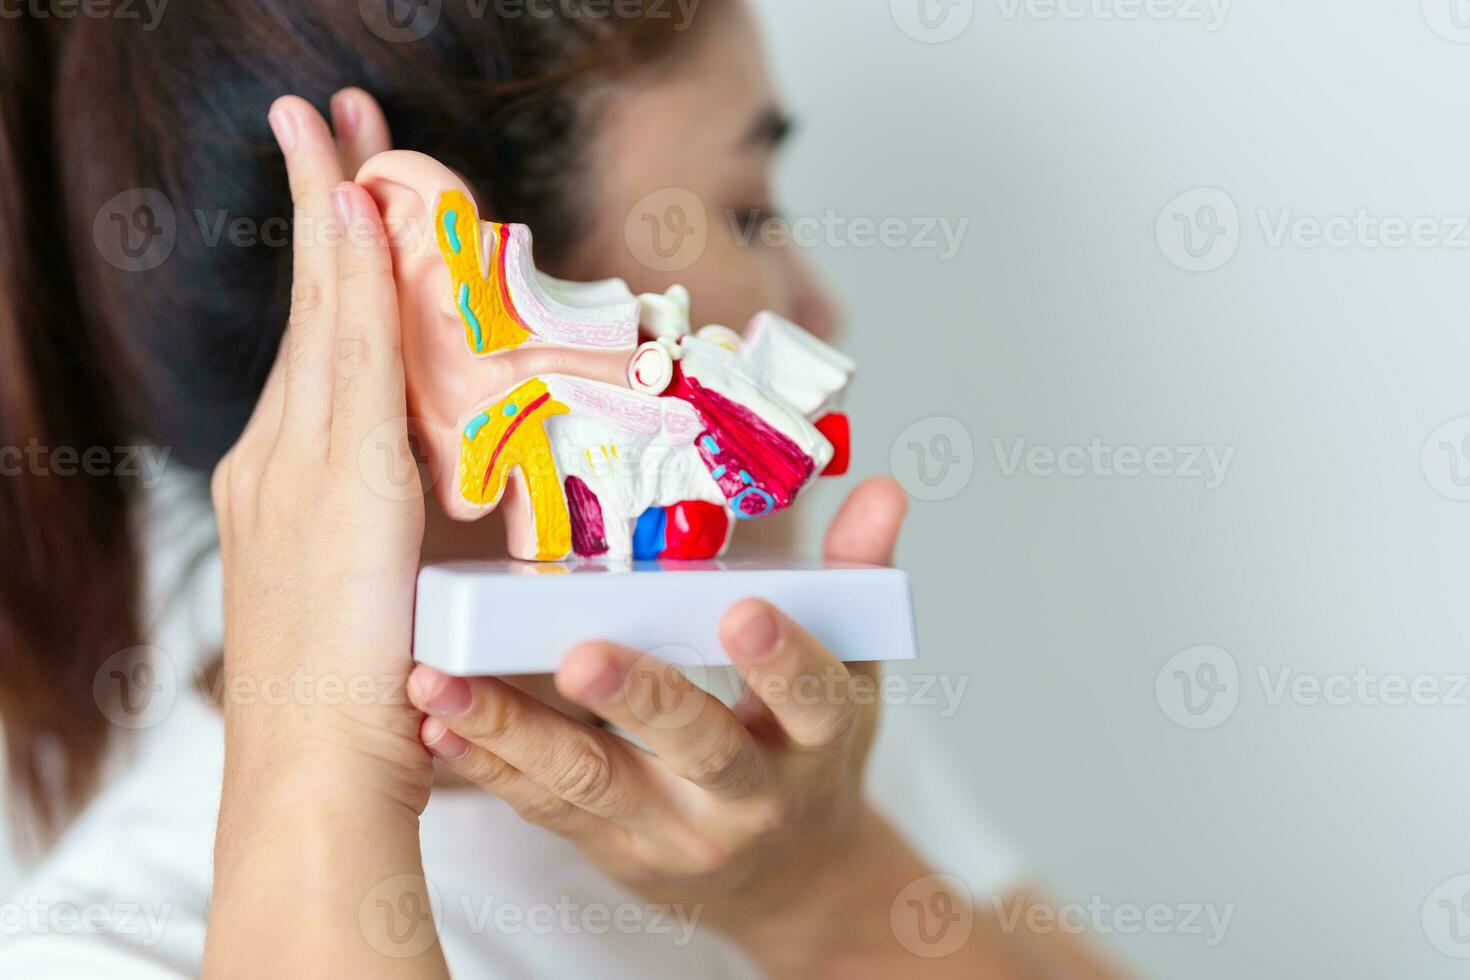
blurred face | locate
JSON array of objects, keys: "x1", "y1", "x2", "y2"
[{"x1": 558, "y1": 0, "x2": 840, "y2": 342}]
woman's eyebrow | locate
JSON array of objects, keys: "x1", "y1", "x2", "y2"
[{"x1": 740, "y1": 105, "x2": 796, "y2": 151}]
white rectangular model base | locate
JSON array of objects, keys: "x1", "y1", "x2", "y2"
[{"x1": 413, "y1": 560, "x2": 918, "y2": 676}]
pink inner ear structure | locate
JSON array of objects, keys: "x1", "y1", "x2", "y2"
[
  {"x1": 368, "y1": 152, "x2": 856, "y2": 562},
  {"x1": 663, "y1": 367, "x2": 814, "y2": 520}
]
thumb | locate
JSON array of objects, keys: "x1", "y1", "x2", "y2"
[{"x1": 822, "y1": 477, "x2": 909, "y2": 567}]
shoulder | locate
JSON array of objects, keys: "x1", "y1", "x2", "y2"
[{"x1": 0, "y1": 695, "x2": 220, "y2": 977}]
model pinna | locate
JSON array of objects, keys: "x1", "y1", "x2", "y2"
[{"x1": 358, "y1": 152, "x2": 854, "y2": 562}]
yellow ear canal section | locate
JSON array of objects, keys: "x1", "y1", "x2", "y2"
[
  {"x1": 434, "y1": 190, "x2": 532, "y2": 356},
  {"x1": 459, "y1": 378, "x2": 573, "y2": 561}
]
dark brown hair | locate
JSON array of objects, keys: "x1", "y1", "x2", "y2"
[{"x1": 0, "y1": 0, "x2": 715, "y2": 836}]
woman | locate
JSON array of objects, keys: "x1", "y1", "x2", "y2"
[{"x1": 0, "y1": 1, "x2": 1122, "y2": 976}]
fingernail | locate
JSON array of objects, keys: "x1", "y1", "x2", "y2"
[
  {"x1": 727, "y1": 603, "x2": 781, "y2": 663},
  {"x1": 570, "y1": 658, "x2": 625, "y2": 705},
  {"x1": 422, "y1": 717, "x2": 470, "y2": 761},
  {"x1": 409, "y1": 666, "x2": 474, "y2": 717},
  {"x1": 268, "y1": 105, "x2": 297, "y2": 153},
  {"x1": 331, "y1": 186, "x2": 353, "y2": 229}
]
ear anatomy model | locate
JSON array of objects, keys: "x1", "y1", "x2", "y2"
[{"x1": 359, "y1": 152, "x2": 854, "y2": 562}]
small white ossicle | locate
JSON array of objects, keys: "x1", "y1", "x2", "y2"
[{"x1": 628, "y1": 341, "x2": 676, "y2": 395}]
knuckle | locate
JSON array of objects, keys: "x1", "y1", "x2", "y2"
[
  {"x1": 227, "y1": 453, "x2": 263, "y2": 504},
  {"x1": 684, "y1": 837, "x2": 733, "y2": 876},
  {"x1": 253, "y1": 479, "x2": 294, "y2": 531},
  {"x1": 334, "y1": 335, "x2": 373, "y2": 377},
  {"x1": 549, "y1": 740, "x2": 616, "y2": 807},
  {"x1": 745, "y1": 797, "x2": 791, "y2": 836},
  {"x1": 471, "y1": 686, "x2": 519, "y2": 744},
  {"x1": 684, "y1": 733, "x2": 756, "y2": 792},
  {"x1": 289, "y1": 185, "x2": 324, "y2": 214},
  {"x1": 289, "y1": 278, "x2": 323, "y2": 320},
  {"x1": 516, "y1": 793, "x2": 576, "y2": 828},
  {"x1": 801, "y1": 702, "x2": 858, "y2": 752},
  {"x1": 460, "y1": 750, "x2": 512, "y2": 789},
  {"x1": 255, "y1": 458, "x2": 294, "y2": 500}
]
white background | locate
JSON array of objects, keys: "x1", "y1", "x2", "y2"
[{"x1": 759, "y1": 0, "x2": 1470, "y2": 976}]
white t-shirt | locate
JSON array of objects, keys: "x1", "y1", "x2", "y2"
[{"x1": 0, "y1": 475, "x2": 1025, "y2": 978}]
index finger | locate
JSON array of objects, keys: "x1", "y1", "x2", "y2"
[
  {"x1": 556, "y1": 642, "x2": 769, "y2": 799},
  {"x1": 268, "y1": 96, "x2": 346, "y2": 445},
  {"x1": 324, "y1": 181, "x2": 405, "y2": 466}
]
